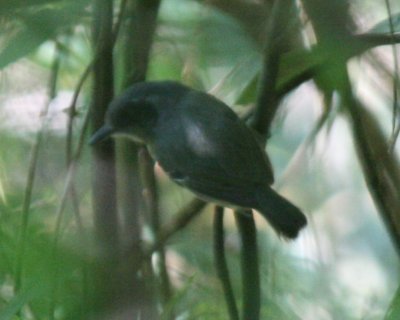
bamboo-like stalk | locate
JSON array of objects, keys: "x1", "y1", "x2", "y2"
[
  {"x1": 89, "y1": 1, "x2": 119, "y2": 316},
  {"x1": 214, "y1": 206, "x2": 239, "y2": 320},
  {"x1": 384, "y1": 0, "x2": 400, "y2": 150},
  {"x1": 115, "y1": 0, "x2": 163, "y2": 317},
  {"x1": 138, "y1": 148, "x2": 166, "y2": 316},
  {"x1": 235, "y1": 211, "x2": 260, "y2": 320},
  {"x1": 345, "y1": 93, "x2": 400, "y2": 255},
  {"x1": 250, "y1": 0, "x2": 297, "y2": 139},
  {"x1": 91, "y1": 0, "x2": 118, "y2": 251},
  {"x1": 116, "y1": 0, "x2": 143, "y2": 253},
  {"x1": 231, "y1": 1, "x2": 300, "y2": 319}
]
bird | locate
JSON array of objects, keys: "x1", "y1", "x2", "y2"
[{"x1": 89, "y1": 81, "x2": 307, "y2": 239}]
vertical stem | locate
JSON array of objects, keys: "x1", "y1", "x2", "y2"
[
  {"x1": 116, "y1": 0, "x2": 144, "y2": 252},
  {"x1": 139, "y1": 148, "x2": 170, "y2": 317},
  {"x1": 90, "y1": 0, "x2": 119, "y2": 313},
  {"x1": 384, "y1": 0, "x2": 400, "y2": 150},
  {"x1": 214, "y1": 206, "x2": 239, "y2": 320},
  {"x1": 115, "y1": 0, "x2": 163, "y2": 317},
  {"x1": 344, "y1": 84, "x2": 400, "y2": 256},
  {"x1": 91, "y1": 0, "x2": 118, "y2": 251},
  {"x1": 235, "y1": 211, "x2": 260, "y2": 320},
  {"x1": 226, "y1": 2, "x2": 297, "y2": 319},
  {"x1": 127, "y1": 0, "x2": 161, "y2": 84},
  {"x1": 250, "y1": 0, "x2": 299, "y2": 139},
  {"x1": 116, "y1": 0, "x2": 161, "y2": 246}
]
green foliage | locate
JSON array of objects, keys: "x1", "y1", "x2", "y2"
[
  {"x1": 0, "y1": 200, "x2": 85, "y2": 319},
  {"x1": 0, "y1": 0, "x2": 90, "y2": 69},
  {"x1": 386, "y1": 286, "x2": 400, "y2": 320}
]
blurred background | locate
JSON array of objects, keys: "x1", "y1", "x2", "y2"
[{"x1": 0, "y1": 0, "x2": 400, "y2": 319}]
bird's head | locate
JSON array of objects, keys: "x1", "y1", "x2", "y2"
[{"x1": 89, "y1": 81, "x2": 186, "y2": 145}]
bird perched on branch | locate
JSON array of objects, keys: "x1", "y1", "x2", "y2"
[{"x1": 90, "y1": 81, "x2": 307, "y2": 239}]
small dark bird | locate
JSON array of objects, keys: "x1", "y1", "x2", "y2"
[{"x1": 90, "y1": 81, "x2": 307, "y2": 238}]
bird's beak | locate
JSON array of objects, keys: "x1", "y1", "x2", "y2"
[{"x1": 89, "y1": 125, "x2": 114, "y2": 145}]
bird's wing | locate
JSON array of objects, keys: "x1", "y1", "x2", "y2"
[
  {"x1": 181, "y1": 90, "x2": 274, "y2": 183},
  {"x1": 151, "y1": 90, "x2": 274, "y2": 206}
]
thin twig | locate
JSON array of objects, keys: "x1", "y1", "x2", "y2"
[
  {"x1": 139, "y1": 148, "x2": 172, "y2": 306},
  {"x1": 145, "y1": 198, "x2": 207, "y2": 255},
  {"x1": 213, "y1": 206, "x2": 239, "y2": 320},
  {"x1": 383, "y1": 0, "x2": 400, "y2": 151},
  {"x1": 235, "y1": 210, "x2": 260, "y2": 320}
]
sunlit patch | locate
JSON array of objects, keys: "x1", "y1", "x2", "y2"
[{"x1": 0, "y1": 90, "x2": 77, "y2": 136}]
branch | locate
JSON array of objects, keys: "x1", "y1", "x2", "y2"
[
  {"x1": 139, "y1": 148, "x2": 172, "y2": 305},
  {"x1": 146, "y1": 198, "x2": 207, "y2": 255},
  {"x1": 91, "y1": 0, "x2": 118, "y2": 249},
  {"x1": 235, "y1": 211, "x2": 260, "y2": 320},
  {"x1": 250, "y1": 0, "x2": 296, "y2": 138},
  {"x1": 344, "y1": 92, "x2": 400, "y2": 255},
  {"x1": 232, "y1": 2, "x2": 298, "y2": 320},
  {"x1": 213, "y1": 206, "x2": 239, "y2": 320}
]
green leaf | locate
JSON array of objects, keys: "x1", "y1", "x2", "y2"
[
  {"x1": 235, "y1": 75, "x2": 258, "y2": 105},
  {"x1": 0, "y1": 289, "x2": 36, "y2": 320},
  {"x1": 278, "y1": 49, "x2": 318, "y2": 90},
  {"x1": 385, "y1": 286, "x2": 400, "y2": 320},
  {"x1": 236, "y1": 49, "x2": 319, "y2": 105},
  {"x1": 0, "y1": 27, "x2": 54, "y2": 69},
  {"x1": 0, "y1": 0, "x2": 90, "y2": 69},
  {"x1": 0, "y1": 0, "x2": 64, "y2": 13}
]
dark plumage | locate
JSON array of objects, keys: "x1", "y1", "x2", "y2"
[{"x1": 90, "y1": 81, "x2": 307, "y2": 238}]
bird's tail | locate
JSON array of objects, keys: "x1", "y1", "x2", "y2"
[{"x1": 256, "y1": 186, "x2": 307, "y2": 239}]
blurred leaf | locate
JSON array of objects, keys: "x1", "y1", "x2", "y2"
[
  {"x1": 278, "y1": 49, "x2": 319, "y2": 90},
  {"x1": 0, "y1": 0, "x2": 90, "y2": 69},
  {"x1": 236, "y1": 49, "x2": 320, "y2": 104},
  {"x1": 236, "y1": 75, "x2": 258, "y2": 105},
  {"x1": 0, "y1": 27, "x2": 53, "y2": 69},
  {"x1": 0, "y1": 177, "x2": 6, "y2": 205},
  {"x1": 262, "y1": 301, "x2": 301, "y2": 320},
  {"x1": 214, "y1": 52, "x2": 262, "y2": 105},
  {"x1": 197, "y1": 12, "x2": 261, "y2": 104},
  {"x1": 0, "y1": 0, "x2": 64, "y2": 13},
  {"x1": 197, "y1": 13, "x2": 258, "y2": 67},
  {"x1": 346, "y1": 96, "x2": 400, "y2": 254},
  {"x1": 369, "y1": 13, "x2": 400, "y2": 33},
  {"x1": 385, "y1": 286, "x2": 400, "y2": 320},
  {"x1": 0, "y1": 289, "x2": 36, "y2": 320}
]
